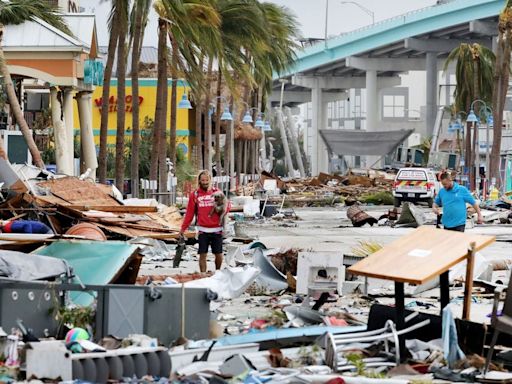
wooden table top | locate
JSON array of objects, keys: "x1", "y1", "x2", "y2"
[{"x1": 347, "y1": 226, "x2": 495, "y2": 285}]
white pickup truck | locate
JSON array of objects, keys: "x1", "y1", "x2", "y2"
[{"x1": 392, "y1": 168, "x2": 440, "y2": 208}]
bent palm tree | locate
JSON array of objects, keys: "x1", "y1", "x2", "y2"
[
  {"x1": 157, "y1": 0, "x2": 221, "y2": 174},
  {"x1": 0, "y1": 0, "x2": 72, "y2": 168},
  {"x1": 129, "y1": 0, "x2": 151, "y2": 197},
  {"x1": 115, "y1": 0, "x2": 129, "y2": 192},
  {"x1": 444, "y1": 43, "x2": 495, "y2": 190},
  {"x1": 98, "y1": 0, "x2": 121, "y2": 183},
  {"x1": 491, "y1": 2, "x2": 512, "y2": 186}
]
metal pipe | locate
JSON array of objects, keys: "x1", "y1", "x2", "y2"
[
  {"x1": 333, "y1": 319, "x2": 430, "y2": 346},
  {"x1": 324, "y1": 0, "x2": 329, "y2": 48}
]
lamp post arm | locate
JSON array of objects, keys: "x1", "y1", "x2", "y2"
[{"x1": 340, "y1": 1, "x2": 375, "y2": 24}]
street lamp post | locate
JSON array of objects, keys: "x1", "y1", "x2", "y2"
[
  {"x1": 452, "y1": 111, "x2": 467, "y2": 184},
  {"x1": 467, "y1": 99, "x2": 489, "y2": 193},
  {"x1": 325, "y1": 0, "x2": 375, "y2": 48},
  {"x1": 208, "y1": 96, "x2": 233, "y2": 174}
]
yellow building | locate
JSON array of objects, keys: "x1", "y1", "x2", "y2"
[{"x1": 73, "y1": 78, "x2": 194, "y2": 159}]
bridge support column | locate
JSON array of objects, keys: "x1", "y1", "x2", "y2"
[
  {"x1": 365, "y1": 69, "x2": 379, "y2": 168},
  {"x1": 426, "y1": 52, "x2": 438, "y2": 138},
  {"x1": 319, "y1": 99, "x2": 329, "y2": 173},
  {"x1": 311, "y1": 80, "x2": 323, "y2": 176}
]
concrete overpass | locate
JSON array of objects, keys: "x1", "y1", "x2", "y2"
[{"x1": 272, "y1": 0, "x2": 506, "y2": 175}]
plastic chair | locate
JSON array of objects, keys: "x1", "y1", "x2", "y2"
[{"x1": 483, "y1": 278, "x2": 512, "y2": 374}]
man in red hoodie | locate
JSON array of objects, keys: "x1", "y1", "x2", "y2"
[{"x1": 179, "y1": 170, "x2": 226, "y2": 272}]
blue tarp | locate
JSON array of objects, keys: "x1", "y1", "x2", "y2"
[{"x1": 216, "y1": 325, "x2": 367, "y2": 346}]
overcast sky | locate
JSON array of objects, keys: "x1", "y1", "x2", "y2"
[{"x1": 88, "y1": 0, "x2": 437, "y2": 47}]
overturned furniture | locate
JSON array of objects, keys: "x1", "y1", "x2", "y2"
[
  {"x1": 348, "y1": 226, "x2": 495, "y2": 361},
  {"x1": 485, "y1": 274, "x2": 512, "y2": 374},
  {"x1": 325, "y1": 313, "x2": 430, "y2": 372}
]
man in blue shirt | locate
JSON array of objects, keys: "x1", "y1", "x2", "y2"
[{"x1": 433, "y1": 172, "x2": 483, "y2": 232}]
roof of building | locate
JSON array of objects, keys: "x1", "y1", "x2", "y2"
[
  {"x1": 98, "y1": 46, "x2": 158, "y2": 76},
  {"x1": 3, "y1": 15, "x2": 87, "y2": 52},
  {"x1": 62, "y1": 13, "x2": 98, "y2": 54}
]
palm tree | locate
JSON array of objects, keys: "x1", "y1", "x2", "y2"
[
  {"x1": 210, "y1": 0, "x2": 269, "y2": 175},
  {"x1": 149, "y1": 15, "x2": 168, "y2": 186},
  {"x1": 169, "y1": 38, "x2": 179, "y2": 168},
  {"x1": 98, "y1": 1, "x2": 121, "y2": 183},
  {"x1": 129, "y1": 0, "x2": 151, "y2": 197},
  {"x1": 115, "y1": 0, "x2": 130, "y2": 192},
  {"x1": 444, "y1": 43, "x2": 494, "y2": 190},
  {"x1": 491, "y1": 2, "x2": 512, "y2": 186},
  {"x1": 158, "y1": 0, "x2": 221, "y2": 175},
  {"x1": 0, "y1": 0, "x2": 72, "y2": 168}
]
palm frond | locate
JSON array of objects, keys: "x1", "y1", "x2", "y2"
[{"x1": 0, "y1": 0, "x2": 72, "y2": 36}]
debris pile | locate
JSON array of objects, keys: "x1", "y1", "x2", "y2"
[
  {"x1": 0, "y1": 159, "x2": 512, "y2": 383},
  {"x1": 238, "y1": 170, "x2": 395, "y2": 207},
  {"x1": 0, "y1": 162, "x2": 188, "y2": 243}
]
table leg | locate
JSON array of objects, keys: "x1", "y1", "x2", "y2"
[
  {"x1": 395, "y1": 281, "x2": 406, "y2": 362},
  {"x1": 440, "y1": 270, "x2": 450, "y2": 315},
  {"x1": 462, "y1": 242, "x2": 477, "y2": 320}
]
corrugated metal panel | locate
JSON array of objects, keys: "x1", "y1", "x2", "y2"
[
  {"x1": 140, "y1": 47, "x2": 158, "y2": 64},
  {"x1": 3, "y1": 17, "x2": 84, "y2": 50},
  {"x1": 99, "y1": 46, "x2": 158, "y2": 76},
  {"x1": 319, "y1": 129, "x2": 413, "y2": 156},
  {"x1": 62, "y1": 14, "x2": 96, "y2": 48}
]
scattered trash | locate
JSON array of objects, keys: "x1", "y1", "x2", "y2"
[{"x1": 184, "y1": 266, "x2": 261, "y2": 300}]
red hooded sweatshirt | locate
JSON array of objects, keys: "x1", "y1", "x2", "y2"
[{"x1": 180, "y1": 188, "x2": 229, "y2": 233}]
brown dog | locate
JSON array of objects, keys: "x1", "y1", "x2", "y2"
[{"x1": 209, "y1": 191, "x2": 227, "y2": 228}]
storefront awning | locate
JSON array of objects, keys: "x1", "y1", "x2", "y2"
[{"x1": 319, "y1": 129, "x2": 413, "y2": 156}]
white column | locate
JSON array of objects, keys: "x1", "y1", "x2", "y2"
[
  {"x1": 365, "y1": 70, "x2": 378, "y2": 168},
  {"x1": 63, "y1": 88, "x2": 75, "y2": 173},
  {"x1": 229, "y1": 104, "x2": 236, "y2": 177},
  {"x1": 50, "y1": 87, "x2": 73, "y2": 175},
  {"x1": 492, "y1": 35, "x2": 498, "y2": 54},
  {"x1": 284, "y1": 106, "x2": 305, "y2": 177},
  {"x1": 77, "y1": 92, "x2": 98, "y2": 180},
  {"x1": 426, "y1": 52, "x2": 438, "y2": 137},
  {"x1": 319, "y1": 100, "x2": 330, "y2": 173},
  {"x1": 276, "y1": 108, "x2": 294, "y2": 177},
  {"x1": 311, "y1": 80, "x2": 322, "y2": 176}
]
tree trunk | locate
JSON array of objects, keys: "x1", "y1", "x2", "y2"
[
  {"x1": 130, "y1": 3, "x2": 144, "y2": 198},
  {"x1": 215, "y1": 67, "x2": 222, "y2": 174},
  {"x1": 99, "y1": 11, "x2": 119, "y2": 183},
  {"x1": 203, "y1": 57, "x2": 214, "y2": 174},
  {"x1": 469, "y1": 58, "x2": 481, "y2": 191},
  {"x1": 115, "y1": 15, "x2": 128, "y2": 193},
  {"x1": 150, "y1": 18, "x2": 167, "y2": 182},
  {"x1": 157, "y1": 21, "x2": 169, "y2": 203},
  {"x1": 0, "y1": 28, "x2": 42, "y2": 167},
  {"x1": 158, "y1": 45, "x2": 169, "y2": 202},
  {"x1": 226, "y1": 96, "x2": 234, "y2": 178},
  {"x1": 236, "y1": 139, "x2": 242, "y2": 175},
  {"x1": 464, "y1": 92, "x2": 472, "y2": 189},
  {"x1": 169, "y1": 37, "x2": 178, "y2": 167},
  {"x1": 491, "y1": 29, "x2": 511, "y2": 186},
  {"x1": 0, "y1": 61, "x2": 40, "y2": 165},
  {"x1": 243, "y1": 140, "x2": 249, "y2": 174},
  {"x1": 194, "y1": 98, "x2": 203, "y2": 170}
]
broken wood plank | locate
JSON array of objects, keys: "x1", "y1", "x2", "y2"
[
  {"x1": 66, "y1": 205, "x2": 158, "y2": 213},
  {"x1": 462, "y1": 242, "x2": 477, "y2": 320}
]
